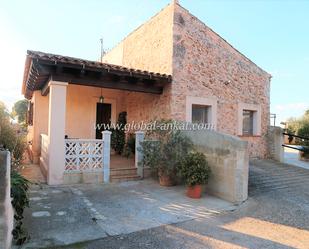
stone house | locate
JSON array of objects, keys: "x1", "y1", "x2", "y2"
[{"x1": 22, "y1": 0, "x2": 270, "y2": 186}]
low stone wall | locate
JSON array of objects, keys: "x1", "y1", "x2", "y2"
[
  {"x1": 268, "y1": 126, "x2": 284, "y2": 162},
  {"x1": 182, "y1": 130, "x2": 249, "y2": 204},
  {"x1": 0, "y1": 151, "x2": 13, "y2": 249},
  {"x1": 63, "y1": 172, "x2": 103, "y2": 184}
]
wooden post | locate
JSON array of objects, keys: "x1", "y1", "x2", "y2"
[
  {"x1": 102, "y1": 131, "x2": 112, "y2": 183},
  {"x1": 135, "y1": 131, "x2": 145, "y2": 178}
]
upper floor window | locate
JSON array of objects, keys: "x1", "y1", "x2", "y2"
[
  {"x1": 192, "y1": 105, "x2": 210, "y2": 124},
  {"x1": 186, "y1": 96, "x2": 217, "y2": 130},
  {"x1": 237, "y1": 103, "x2": 261, "y2": 136},
  {"x1": 242, "y1": 110, "x2": 254, "y2": 135}
]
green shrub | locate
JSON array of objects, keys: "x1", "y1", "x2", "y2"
[
  {"x1": 0, "y1": 103, "x2": 27, "y2": 170},
  {"x1": 111, "y1": 112, "x2": 126, "y2": 154},
  {"x1": 140, "y1": 120, "x2": 193, "y2": 177},
  {"x1": 179, "y1": 152, "x2": 211, "y2": 187},
  {"x1": 298, "y1": 123, "x2": 309, "y2": 147},
  {"x1": 122, "y1": 133, "x2": 135, "y2": 158},
  {"x1": 11, "y1": 171, "x2": 30, "y2": 245}
]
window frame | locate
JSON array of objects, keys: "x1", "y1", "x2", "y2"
[
  {"x1": 186, "y1": 96, "x2": 217, "y2": 130},
  {"x1": 192, "y1": 104, "x2": 210, "y2": 124},
  {"x1": 237, "y1": 103, "x2": 261, "y2": 136}
]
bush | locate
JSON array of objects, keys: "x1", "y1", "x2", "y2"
[
  {"x1": 179, "y1": 152, "x2": 211, "y2": 187},
  {"x1": 298, "y1": 123, "x2": 309, "y2": 147},
  {"x1": 11, "y1": 171, "x2": 30, "y2": 245},
  {"x1": 140, "y1": 120, "x2": 193, "y2": 177},
  {"x1": 0, "y1": 103, "x2": 27, "y2": 170},
  {"x1": 111, "y1": 112, "x2": 126, "y2": 154},
  {"x1": 122, "y1": 133, "x2": 135, "y2": 158}
]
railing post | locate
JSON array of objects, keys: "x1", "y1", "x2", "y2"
[
  {"x1": 102, "y1": 131, "x2": 112, "y2": 183},
  {"x1": 135, "y1": 131, "x2": 145, "y2": 178}
]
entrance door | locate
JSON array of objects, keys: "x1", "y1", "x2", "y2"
[{"x1": 96, "y1": 103, "x2": 112, "y2": 139}]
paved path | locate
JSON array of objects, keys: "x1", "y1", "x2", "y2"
[
  {"x1": 20, "y1": 180, "x2": 235, "y2": 248},
  {"x1": 50, "y1": 160, "x2": 309, "y2": 249},
  {"x1": 249, "y1": 159, "x2": 309, "y2": 195},
  {"x1": 284, "y1": 147, "x2": 309, "y2": 170}
]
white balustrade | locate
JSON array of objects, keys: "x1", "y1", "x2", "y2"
[{"x1": 65, "y1": 139, "x2": 104, "y2": 172}]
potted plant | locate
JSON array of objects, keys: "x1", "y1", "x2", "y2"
[
  {"x1": 179, "y1": 151, "x2": 211, "y2": 198},
  {"x1": 140, "y1": 120, "x2": 193, "y2": 186}
]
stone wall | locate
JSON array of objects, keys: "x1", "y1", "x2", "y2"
[
  {"x1": 182, "y1": 130, "x2": 249, "y2": 203},
  {"x1": 103, "y1": 2, "x2": 271, "y2": 158},
  {"x1": 171, "y1": 4, "x2": 271, "y2": 158},
  {"x1": 0, "y1": 151, "x2": 13, "y2": 249},
  {"x1": 268, "y1": 126, "x2": 284, "y2": 162},
  {"x1": 103, "y1": 3, "x2": 174, "y2": 75},
  {"x1": 103, "y1": 3, "x2": 175, "y2": 124}
]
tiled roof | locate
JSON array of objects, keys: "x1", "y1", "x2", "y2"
[
  {"x1": 27, "y1": 50, "x2": 171, "y2": 79},
  {"x1": 22, "y1": 50, "x2": 172, "y2": 99}
]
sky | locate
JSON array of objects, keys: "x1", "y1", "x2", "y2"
[{"x1": 0, "y1": 0, "x2": 308, "y2": 124}]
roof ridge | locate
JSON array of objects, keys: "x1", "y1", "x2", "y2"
[{"x1": 174, "y1": 4, "x2": 271, "y2": 78}]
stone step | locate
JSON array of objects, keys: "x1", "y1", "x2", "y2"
[
  {"x1": 111, "y1": 174, "x2": 141, "y2": 183},
  {"x1": 249, "y1": 168, "x2": 309, "y2": 175},
  {"x1": 249, "y1": 178, "x2": 309, "y2": 190},
  {"x1": 250, "y1": 166, "x2": 308, "y2": 174},
  {"x1": 249, "y1": 175, "x2": 309, "y2": 185},
  {"x1": 110, "y1": 167, "x2": 137, "y2": 177},
  {"x1": 249, "y1": 184, "x2": 304, "y2": 194},
  {"x1": 249, "y1": 174, "x2": 309, "y2": 182}
]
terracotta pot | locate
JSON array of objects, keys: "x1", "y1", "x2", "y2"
[
  {"x1": 158, "y1": 174, "x2": 175, "y2": 187},
  {"x1": 186, "y1": 185, "x2": 202, "y2": 199}
]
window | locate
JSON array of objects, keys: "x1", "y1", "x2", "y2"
[
  {"x1": 186, "y1": 96, "x2": 217, "y2": 129},
  {"x1": 192, "y1": 105, "x2": 209, "y2": 124},
  {"x1": 237, "y1": 103, "x2": 261, "y2": 136},
  {"x1": 242, "y1": 110, "x2": 254, "y2": 135},
  {"x1": 27, "y1": 102, "x2": 33, "y2": 126}
]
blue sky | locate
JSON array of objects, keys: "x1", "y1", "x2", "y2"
[{"x1": 0, "y1": 0, "x2": 308, "y2": 124}]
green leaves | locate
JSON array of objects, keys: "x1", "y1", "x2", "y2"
[
  {"x1": 11, "y1": 171, "x2": 30, "y2": 245},
  {"x1": 179, "y1": 152, "x2": 211, "y2": 187},
  {"x1": 140, "y1": 120, "x2": 193, "y2": 177},
  {"x1": 111, "y1": 111, "x2": 127, "y2": 155},
  {"x1": 12, "y1": 99, "x2": 28, "y2": 125}
]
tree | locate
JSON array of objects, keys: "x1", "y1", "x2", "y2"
[
  {"x1": 287, "y1": 109, "x2": 309, "y2": 145},
  {"x1": 0, "y1": 101, "x2": 10, "y2": 119},
  {"x1": 12, "y1": 99, "x2": 28, "y2": 124},
  {"x1": 0, "y1": 100, "x2": 26, "y2": 167}
]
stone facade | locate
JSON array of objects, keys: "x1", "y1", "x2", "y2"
[
  {"x1": 171, "y1": 4, "x2": 271, "y2": 158},
  {"x1": 103, "y1": 2, "x2": 271, "y2": 158},
  {"x1": 103, "y1": 3, "x2": 175, "y2": 124}
]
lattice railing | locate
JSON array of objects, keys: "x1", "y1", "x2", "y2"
[{"x1": 65, "y1": 139, "x2": 104, "y2": 172}]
